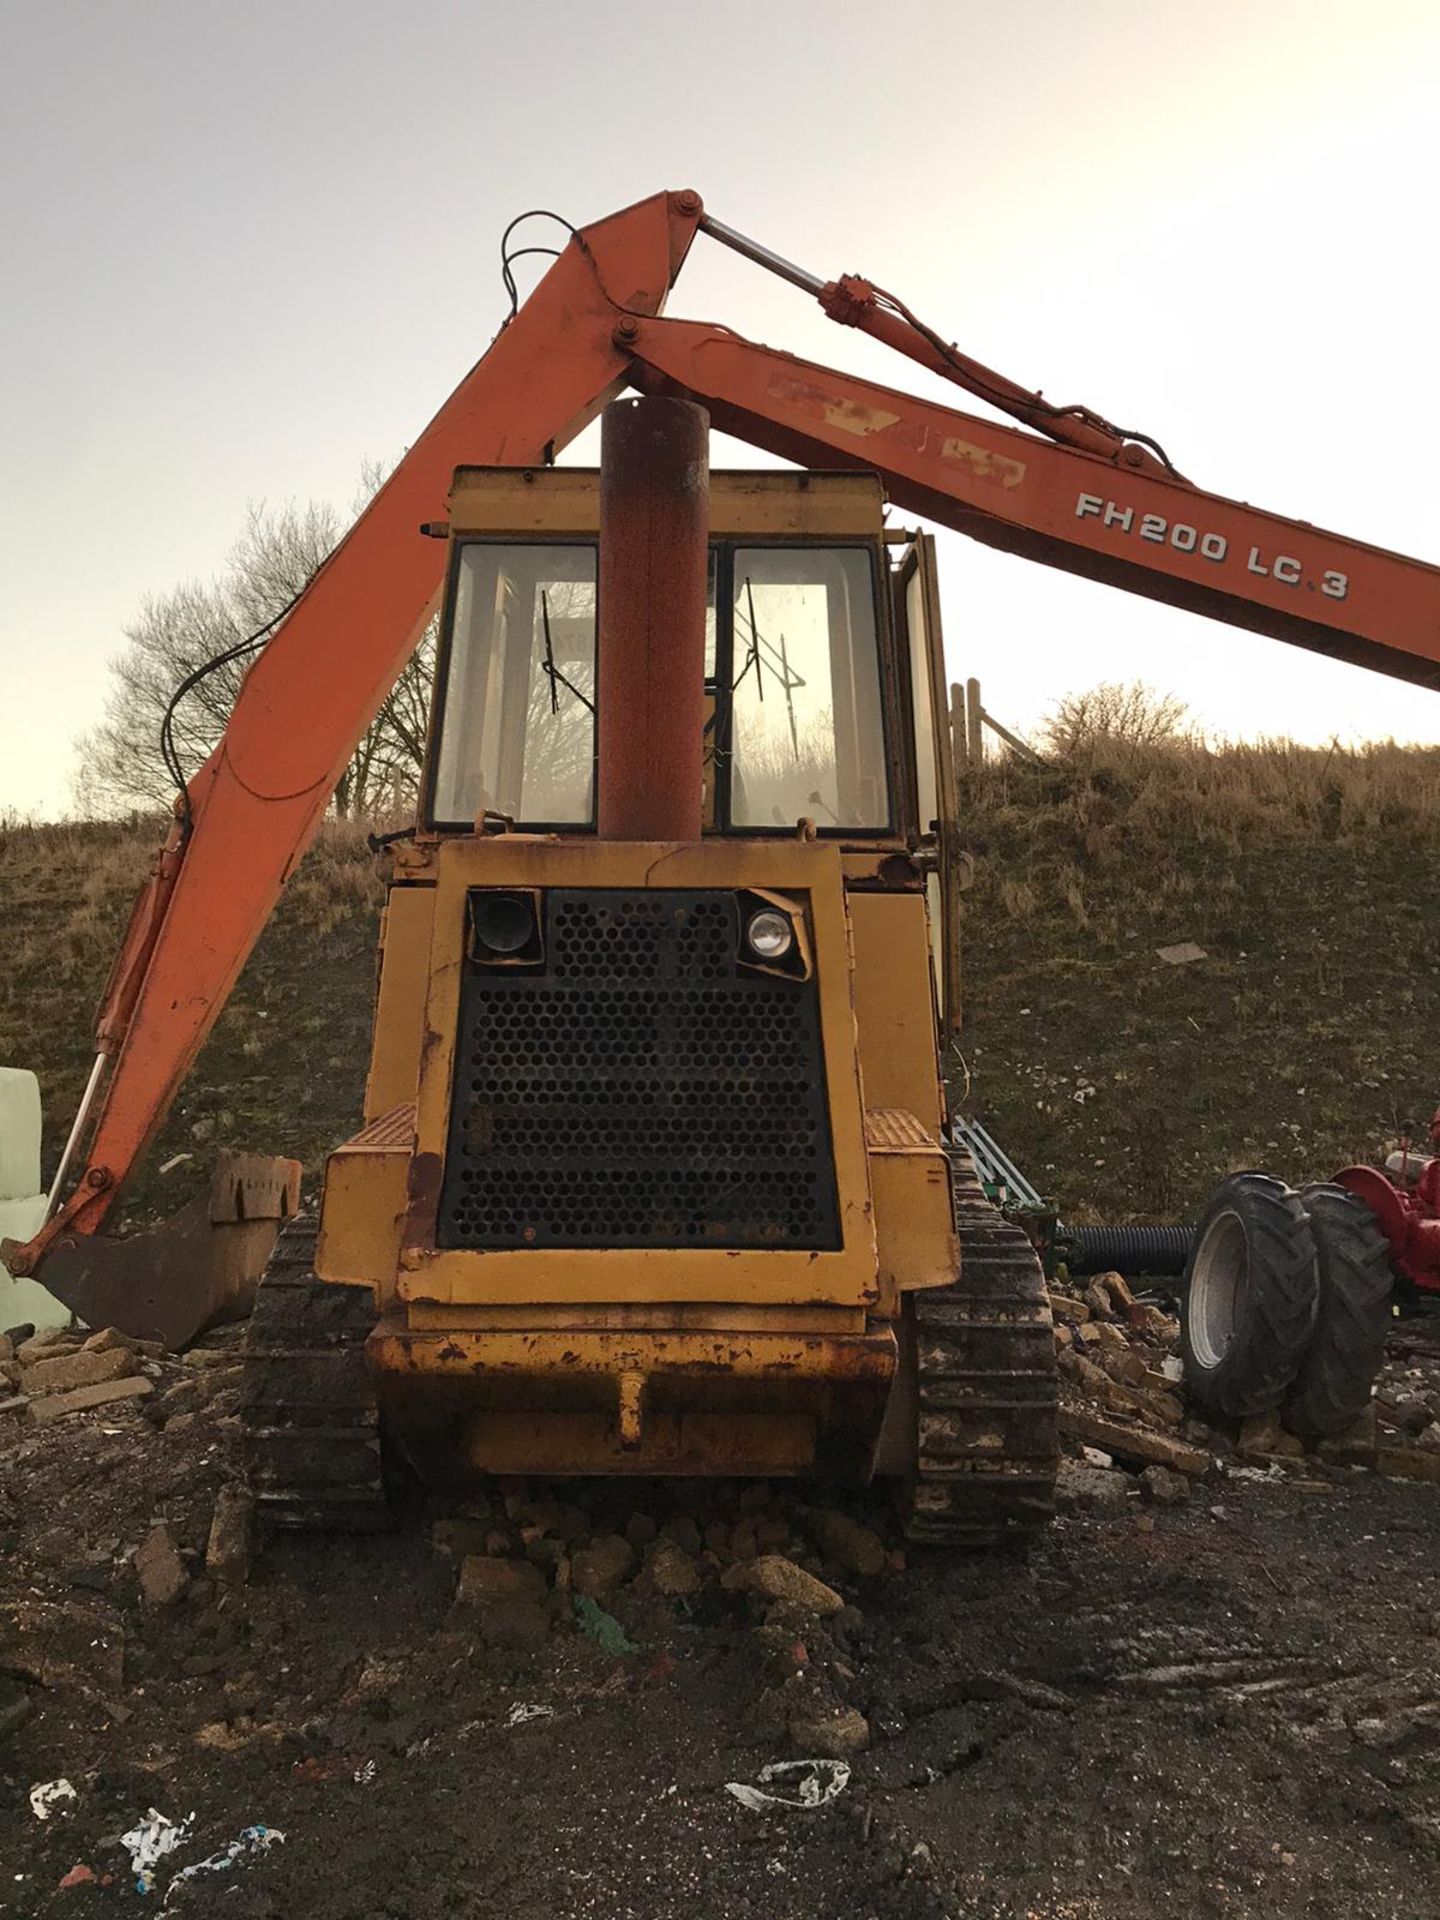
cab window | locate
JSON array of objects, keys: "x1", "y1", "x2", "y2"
[
  {"x1": 429, "y1": 539, "x2": 889, "y2": 834},
  {"x1": 430, "y1": 543, "x2": 596, "y2": 826}
]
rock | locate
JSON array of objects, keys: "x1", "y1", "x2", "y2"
[
  {"x1": 624, "y1": 1512, "x2": 657, "y2": 1549},
  {"x1": 0, "y1": 1358, "x2": 18, "y2": 1388},
  {"x1": 1047, "y1": 1294, "x2": 1091, "y2": 1326},
  {"x1": 524, "y1": 1537, "x2": 567, "y2": 1579},
  {"x1": 27, "y1": 1377, "x2": 153, "y2": 1424},
  {"x1": 729, "y1": 1516, "x2": 760, "y2": 1561},
  {"x1": 1053, "y1": 1325, "x2": 1073, "y2": 1352},
  {"x1": 134, "y1": 1522, "x2": 189, "y2": 1607},
  {"x1": 16, "y1": 1327, "x2": 75, "y2": 1364},
  {"x1": 2, "y1": 1322, "x2": 35, "y2": 1347},
  {"x1": 82, "y1": 1326, "x2": 136, "y2": 1356},
  {"x1": 1098, "y1": 1272, "x2": 1136, "y2": 1313},
  {"x1": 23, "y1": 1346, "x2": 135, "y2": 1396},
  {"x1": 1095, "y1": 1346, "x2": 1148, "y2": 1389},
  {"x1": 647, "y1": 1540, "x2": 702, "y2": 1597},
  {"x1": 1386, "y1": 1392, "x2": 1433, "y2": 1436},
  {"x1": 755, "y1": 1516, "x2": 791, "y2": 1553},
  {"x1": 456, "y1": 1556, "x2": 548, "y2": 1606},
  {"x1": 477, "y1": 1597, "x2": 551, "y2": 1651},
  {"x1": 1076, "y1": 1323, "x2": 1102, "y2": 1347},
  {"x1": 0, "y1": 1333, "x2": 12, "y2": 1364},
  {"x1": 662, "y1": 1514, "x2": 703, "y2": 1557},
  {"x1": 0, "y1": 1394, "x2": 28, "y2": 1416},
  {"x1": 1140, "y1": 1465, "x2": 1191, "y2": 1506},
  {"x1": 1056, "y1": 1462, "x2": 1131, "y2": 1511},
  {"x1": 787, "y1": 1702, "x2": 870, "y2": 1758},
  {"x1": 1058, "y1": 1405, "x2": 1211, "y2": 1475},
  {"x1": 1091, "y1": 1321, "x2": 1129, "y2": 1350},
  {"x1": 206, "y1": 1486, "x2": 254, "y2": 1586},
  {"x1": 183, "y1": 1347, "x2": 235, "y2": 1370},
  {"x1": 1417, "y1": 1423, "x2": 1440, "y2": 1455},
  {"x1": 1082, "y1": 1282, "x2": 1113, "y2": 1320},
  {"x1": 1377, "y1": 1448, "x2": 1440, "y2": 1485},
  {"x1": 1318, "y1": 1406, "x2": 1378, "y2": 1469},
  {"x1": 745, "y1": 1555, "x2": 844, "y2": 1617},
  {"x1": 804, "y1": 1508, "x2": 886, "y2": 1578},
  {"x1": 1080, "y1": 1445, "x2": 1114, "y2": 1469},
  {"x1": 570, "y1": 1534, "x2": 636, "y2": 1597},
  {"x1": 1238, "y1": 1415, "x2": 1304, "y2": 1460},
  {"x1": 432, "y1": 1517, "x2": 500, "y2": 1558}
]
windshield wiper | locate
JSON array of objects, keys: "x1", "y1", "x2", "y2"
[{"x1": 539, "y1": 589, "x2": 594, "y2": 715}]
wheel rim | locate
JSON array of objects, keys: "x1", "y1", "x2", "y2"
[{"x1": 1189, "y1": 1208, "x2": 1247, "y2": 1369}]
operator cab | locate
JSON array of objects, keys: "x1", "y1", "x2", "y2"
[{"x1": 423, "y1": 467, "x2": 950, "y2": 858}]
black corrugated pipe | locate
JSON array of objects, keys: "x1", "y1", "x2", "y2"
[{"x1": 1067, "y1": 1224, "x2": 1194, "y2": 1278}]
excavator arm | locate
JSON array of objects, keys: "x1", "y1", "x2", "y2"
[{"x1": 11, "y1": 186, "x2": 1440, "y2": 1292}]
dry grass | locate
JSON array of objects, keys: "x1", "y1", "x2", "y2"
[{"x1": 958, "y1": 722, "x2": 1440, "y2": 1223}]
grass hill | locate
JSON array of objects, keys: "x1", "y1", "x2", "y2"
[{"x1": 3, "y1": 721, "x2": 1438, "y2": 1231}]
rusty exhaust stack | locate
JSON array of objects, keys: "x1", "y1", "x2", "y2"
[{"x1": 596, "y1": 396, "x2": 710, "y2": 840}]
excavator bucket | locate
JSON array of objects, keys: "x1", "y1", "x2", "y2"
[{"x1": 30, "y1": 1153, "x2": 301, "y2": 1350}]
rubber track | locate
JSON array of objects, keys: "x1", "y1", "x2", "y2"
[
  {"x1": 240, "y1": 1215, "x2": 393, "y2": 1531},
  {"x1": 906, "y1": 1150, "x2": 1059, "y2": 1547},
  {"x1": 1284, "y1": 1184, "x2": 1394, "y2": 1438}
]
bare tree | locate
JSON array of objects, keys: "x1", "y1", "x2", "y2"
[{"x1": 74, "y1": 474, "x2": 435, "y2": 820}]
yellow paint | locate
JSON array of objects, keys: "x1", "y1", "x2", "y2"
[
  {"x1": 865, "y1": 1108, "x2": 957, "y2": 1296},
  {"x1": 848, "y1": 893, "x2": 944, "y2": 1132},
  {"x1": 400, "y1": 835, "x2": 879, "y2": 1308},
  {"x1": 447, "y1": 466, "x2": 886, "y2": 538},
  {"x1": 364, "y1": 885, "x2": 435, "y2": 1121}
]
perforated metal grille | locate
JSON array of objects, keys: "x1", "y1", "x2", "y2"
[{"x1": 437, "y1": 889, "x2": 840, "y2": 1250}]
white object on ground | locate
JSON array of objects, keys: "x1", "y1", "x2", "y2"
[
  {"x1": 0, "y1": 1067, "x2": 68, "y2": 1329},
  {"x1": 725, "y1": 1759, "x2": 851, "y2": 1812},
  {"x1": 505, "y1": 1702, "x2": 557, "y2": 1726},
  {"x1": 120, "y1": 1809, "x2": 194, "y2": 1895},
  {"x1": 161, "y1": 1827, "x2": 284, "y2": 1905},
  {"x1": 29, "y1": 1779, "x2": 78, "y2": 1820}
]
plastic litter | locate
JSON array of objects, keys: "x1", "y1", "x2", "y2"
[
  {"x1": 574, "y1": 1593, "x2": 637, "y2": 1654},
  {"x1": 161, "y1": 1826, "x2": 284, "y2": 1905},
  {"x1": 120, "y1": 1809, "x2": 193, "y2": 1895},
  {"x1": 505, "y1": 1702, "x2": 557, "y2": 1726},
  {"x1": 725, "y1": 1759, "x2": 851, "y2": 1812},
  {"x1": 352, "y1": 1760, "x2": 377, "y2": 1784},
  {"x1": 30, "y1": 1779, "x2": 78, "y2": 1820}
]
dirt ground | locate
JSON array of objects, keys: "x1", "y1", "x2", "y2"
[{"x1": 5, "y1": 1329, "x2": 1440, "y2": 1920}]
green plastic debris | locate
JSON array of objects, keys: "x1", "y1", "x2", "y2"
[{"x1": 573, "y1": 1593, "x2": 637, "y2": 1654}]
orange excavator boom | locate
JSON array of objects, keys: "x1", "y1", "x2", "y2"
[{"x1": 9, "y1": 186, "x2": 1440, "y2": 1291}]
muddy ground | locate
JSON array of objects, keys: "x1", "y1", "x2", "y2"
[{"x1": 5, "y1": 1336, "x2": 1440, "y2": 1920}]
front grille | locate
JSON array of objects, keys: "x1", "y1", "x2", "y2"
[{"x1": 437, "y1": 889, "x2": 841, "y2": 1250}]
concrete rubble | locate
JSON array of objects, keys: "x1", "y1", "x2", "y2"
[{"x1": 1047, "y1": 1267, "x2": 1440, "y2": 1506}]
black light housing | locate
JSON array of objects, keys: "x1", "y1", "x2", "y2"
[{"x1": 468, "y1": 889, "x2": 543, "y2": 966}]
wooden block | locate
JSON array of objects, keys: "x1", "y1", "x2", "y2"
[{"x1": 27, "y1": 1377, "x2": 153, "y2": 1425}]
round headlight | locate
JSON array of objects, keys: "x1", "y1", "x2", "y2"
[
  {"x1": 473, "y1": 892, "x2": 536, "y2": 954},
  {"x1": 746, "y1": 908, "x2": 794, "y2": 960}
]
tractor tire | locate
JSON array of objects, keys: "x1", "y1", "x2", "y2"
[
  {"x1": 1180, "y1": 1172, "x2": 1318, "y2": 1418},
  {"x1": 1282, "y1": 1184, "x2": 1394, "y2": 1439}
]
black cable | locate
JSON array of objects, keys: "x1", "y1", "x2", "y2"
[
  {"x1": 500, "y1": 209, "x2": 578, "y2": 315},
  {"x1": 872, "y1": 285, "x2": 1183, "y2": 478},
  {"x1": 159, "y1": 586, "x2": 304, "y2": 833}
]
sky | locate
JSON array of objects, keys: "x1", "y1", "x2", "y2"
[{"x1": 3, "y1": 0, "x2": 1439, "y2": 819}]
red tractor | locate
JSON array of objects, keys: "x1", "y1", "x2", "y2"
[{"x1": 1179, "y1": 1115, "x2": 1440, "y2": 1441}]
